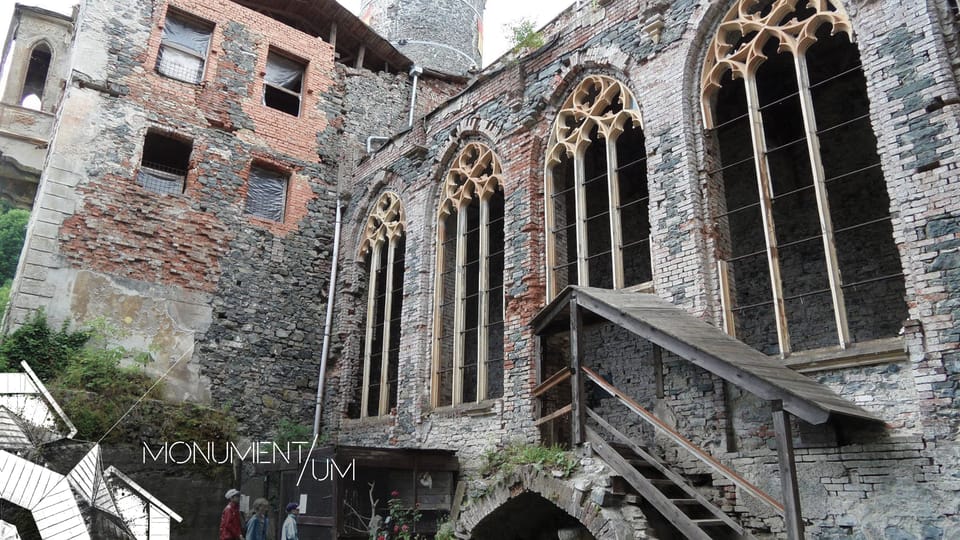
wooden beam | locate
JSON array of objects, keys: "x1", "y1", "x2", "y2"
[
  {"x1": 329, "y1": 21, "x2": 337, "y2": 48},
  {"x1": 355, "y1": 45, "x2": 366, "y2": 69},
  {"x1": 717, "y1": 259, "x2": 737, "y2": 337},
  {"x1": 532, "y1": 367, "x2": 573, "y2": 398},
  {"x1": 569, "y1": 295, "x2": 586, "y2": 446},
  {"x1": 582, "y1": 365, "x2": 785, "y2": 514},
  {"x1": 772, "y1": 401, "x2": 805, "y2": 540},
  {"x1": 535, "y1": 404, "x2": 573, "y2": 426}
]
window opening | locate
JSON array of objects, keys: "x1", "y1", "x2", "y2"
[
  {"x1": 544, "y1": 75, "x2": 650, "y2": 300},
  {"x1": 357, "y1": 193, "x2": 406, "y2": 418},
  {"x1": 432, "y1": 143, "x2": 505, "y2": 407},
  {"x1": 19, "y1": 43, "x2": 51, "y2": 109},
  {"x1": 701, "y1": 0, "x2": 906, "y2": 356},
  {"x1": 157, "y1": 13, "x2": 211, "y2": 84},
  {"x1": 138, "y1": 132, "x2": 192, "y2": 195},
  {"x1": 245, "y1": 166, "x2": 288, "y2": 222},
  {"x1": 264, "y1": 51, "x2": 304, "y2": 116}
]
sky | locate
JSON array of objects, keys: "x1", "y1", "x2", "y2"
[{"x1": 0, "y1": 0, "x2": 572, "y2": 75}]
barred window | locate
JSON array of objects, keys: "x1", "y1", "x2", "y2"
[
  {"x1": 544, "y1": 75, "x2": 651, "y2": 300},
  {"x1": 432, "y1": 143, "x2": 505, "y2": 407},
  {"x1": 156, "y1": 13, "x2": 211, "y2": 85},
  {"x1": 263, "y1": 51, "x2": 305, "y2": 116},
  {"x1": 357, "y1": 193, "x2": 406, "y2": 418},
  {"x1": 244, "y1": 166, "x2": 288, "y2": 222},
  {"x1": 701, "y1": 0, "x2": 906, "y2": 356},
  {"x1": 137, "y1": 132, "x2": 191, "y2": 195}
]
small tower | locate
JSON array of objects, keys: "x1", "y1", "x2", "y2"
[{"x1": 360, "y1": 0, "x2": 486, "y2": 74}]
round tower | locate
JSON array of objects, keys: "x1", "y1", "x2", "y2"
[{"x1": 359, "y1": 0, "x2": 486, "y2": 74}]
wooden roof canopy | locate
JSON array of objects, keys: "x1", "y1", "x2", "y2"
[
  {"x1": 532, "y1": 286, "x2": 880, "y2": 425},
  {"x1": 229, "y1": 0, "x2": 414, "y2": 73}
]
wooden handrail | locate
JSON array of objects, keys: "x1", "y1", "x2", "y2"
[
  {"x1": 532, "y1": 367, "x2": 573, "y2": 398},
  {"x1": 581, "y1": 365, "x2": 785, "y2": 515}
]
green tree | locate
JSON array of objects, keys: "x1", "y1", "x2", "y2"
[
  {"x1": 505, "y1": 18, "x2": 544, "y2": 53},
  {"x1": 0, "y1": 207, "x2": 29, "y2": 281}
]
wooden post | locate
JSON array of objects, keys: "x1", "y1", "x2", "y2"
[
  {"x1": 355, "y1": 45, "x2": 366, "y2": 69},
  {"x1": 569, "y1": 295, "x2": 586, "y2": 446},
  {"x1": 772, "y1": 400, "x2": 804, "y2": 540},
  {"x1": 329, "y1": 22, "x2": 338, "y2": 49}
]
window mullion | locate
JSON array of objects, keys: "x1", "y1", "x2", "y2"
[
  {"x1": 431, "y1": 213, "x2": 448, "y2": 408},
  {"x1": 574, "y1": 146, "x2": 590, "y2": 286},
  {"x1": 606, "y1": 134, "x2": 625, "y2": 289},
  {"x1": 744, "y1": 74, "x2": 792, "y2": 356},
  {"x1": 452, "y1": 207, "x2": 469, "y2": 405},
  {"x1": 477, "y1": 198, "x2": 491, "y2": 401},
  {"x1": 793, "y1": 52, "x2": 851, "y2": 349},
  {"x1": 360, "y1": 240, "x2": 383, "y2": 417},
  {"x1": 378, "y1": 236, "x2": 398, "y2": 416},
  {"x1": 544, "y1": 166, "x2": 558, "y2": 299}
]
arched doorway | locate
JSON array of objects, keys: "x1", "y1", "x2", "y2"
[{"x1": 472, "y1": 492, "x2": 595, "y2": 540}]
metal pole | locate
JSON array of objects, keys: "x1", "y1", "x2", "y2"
[{"x1": 313, "y1": 199, "x2": 343, "y2": 438}]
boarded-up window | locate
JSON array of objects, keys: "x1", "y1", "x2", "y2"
[
  {"x1": 245, "y1": 166, "x2": 288, "y2": 222},
  {"x1": 137, "y1": 132, "x2": 191, "y2": 195},
  {"x1": 264, "y1": 51, "x2": 305, "y2": 116},
  {"x1": 157, "y1": 13, "x2": 211, "y2": 84}
]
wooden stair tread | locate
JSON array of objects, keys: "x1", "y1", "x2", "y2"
[{"x1": 692, "y1": 518, "x2": 727, "y2": 526}]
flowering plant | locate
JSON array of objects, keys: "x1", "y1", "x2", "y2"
[{"x1": 372, "y1": 490, "x2": 421, "y2": 540}]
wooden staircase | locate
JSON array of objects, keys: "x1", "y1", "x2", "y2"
[{"x1": 586, "y1": 421, "x2": 755, "y2": 540}]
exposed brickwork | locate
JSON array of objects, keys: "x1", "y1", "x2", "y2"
[{"x1": 7, "y1": 0, "x2": 960, "y2": 537}]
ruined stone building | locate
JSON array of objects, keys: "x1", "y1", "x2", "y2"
[{"x1": 2, "y1": 0, "x2": 959, "y2": 538}]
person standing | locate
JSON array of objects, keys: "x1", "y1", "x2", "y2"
[
  {"x1": 280, "y1": 502, "x2": 299, "y2": 540},
  {"x1": 220, "y1": 489, "x2": 244, "y2": 540},
  {"x1": 245, "y1": 498, "x2": 270, "y2": 540}
]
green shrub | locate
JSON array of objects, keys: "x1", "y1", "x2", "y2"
[
  {"x1": 275, "y1": 418, "x2": 313, "y2": 445},
  {"x1": 480, "y1": 442, "x2": 578, "y2": 479},
  {"x1": 0, "y1": 207, "x2": 29, "y2": 281},
  {"x1": 505, "y1": 18, "x2": 544, "y2": 53},
  {"x1": 0, "y1": 310, "x2": 90, "y2": 379}
]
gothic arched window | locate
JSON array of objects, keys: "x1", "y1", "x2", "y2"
[
  {"x1": 358, "y1": 192, "x2": 406, "y2": 417},
  {"x1": 545, "y1": 75, "x2": 651, "y2": 300},
  {"x1": 701, "y1": 0, "x2": 906, "y2": 356},
  {"x1": 19, "y1": 42, "x2": 51, "y2": 109},
  {"x1": 432, "y1": 143, "x2": 505, "y2": 407}
]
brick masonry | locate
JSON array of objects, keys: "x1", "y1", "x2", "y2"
[{"x1": 5, "y1": 0, "x2": 960, "y2": 537}]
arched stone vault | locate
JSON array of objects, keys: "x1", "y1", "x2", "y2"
[{"x1": 456, "y1": 465, "x2": 649, "y2": 540}]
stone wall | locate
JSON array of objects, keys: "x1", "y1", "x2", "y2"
[
  {"x1": 360, "y1": 0, "x2": 485, "y2": 73},
  {"x1": 331, "y1": 0, "x2": 960, "y2": 536}
]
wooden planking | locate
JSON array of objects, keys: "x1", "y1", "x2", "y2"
[
  {"x1": 583, "y1": 367, "x2": 785, "y2": 515},
  {"x1": 586, "y1": 429, "x2": 714, "y2": 540},
  {"x1": 537, "y1": 286, "x2": 878, "y2": 423},
  {"x1": 587, "y1": 408, "x2": 746, "y2": 534}
]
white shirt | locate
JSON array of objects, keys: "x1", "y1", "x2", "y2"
[{"x1": 281, "y1": 514, "x2": 298, "y2": 540}]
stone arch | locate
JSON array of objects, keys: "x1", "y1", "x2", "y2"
[
  {"x1": 19, "y1": 39, "x2": 54, "y2": 108},
  {"x1": 457, "y1": 466, "x2": 641, "y2": 539}
]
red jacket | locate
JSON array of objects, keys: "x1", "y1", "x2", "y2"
[{"x1": 219, "y1": 501, "x2": 243, "y2": 540}]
